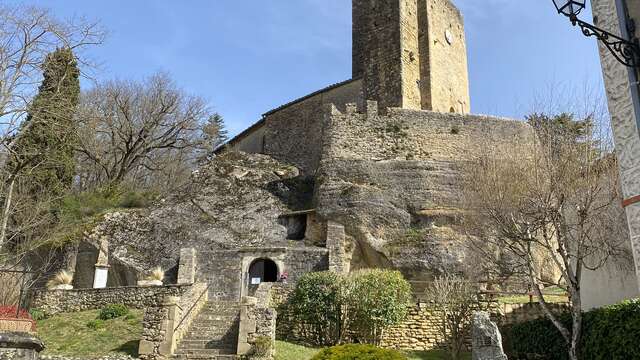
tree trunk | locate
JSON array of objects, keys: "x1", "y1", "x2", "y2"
[{"x1": 0, "y1": 176, "x2": 15, "y2": 249}]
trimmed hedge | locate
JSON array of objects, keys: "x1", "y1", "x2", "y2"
[
  {"x1": 311, "y1": 344, "x2": 407, "y2": 360},
  {"x1": 504, "y1": 299, "x2": 640, "y2": 360}
]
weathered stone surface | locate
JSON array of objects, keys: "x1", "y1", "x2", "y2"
[
  {"x1": 83, "y1": 152, "x2": 318, "y2": 278},
  {"x1": 316, "y1": 103, "x2": 539, "y2": 281},
  {"x1": 31, "y1": 285, "x2": 189, "y2": 315},
  {"x1": 0, "y1": 332, "x2": 43, "y2": 360},
  {"x1": 472, "y1": 312, "x2": 507, "y2": 360}
]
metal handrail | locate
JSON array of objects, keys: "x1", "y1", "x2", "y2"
[{"x1": 174, "y1": 283, "x2": 212, "y2": 332}]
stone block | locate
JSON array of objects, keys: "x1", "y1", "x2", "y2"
[
  {"x1": 177, "y1": 248, "x2": 196, "y2": 285},
  {"x1": 138, "y1": 340, "x2": 155, "y2": 355}
]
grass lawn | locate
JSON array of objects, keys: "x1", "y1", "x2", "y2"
[
  {"x1": 275, "y1": 341, "x2": 469, "y2": 360},
  {"x1": 37, "y1": 309, "x2": 142, "y2": 357},
  {"x1": 497, "y1": 286, "x2": 569, "y2": 304},
  {"x1": 497, "y1": 294, "x2": 568, "y2": 304},
  {"x1": 275, "y1": 341, "x2": 321, "y2": 360}
]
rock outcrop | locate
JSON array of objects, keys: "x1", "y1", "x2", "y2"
[
  {"x1": 83, "y1": 152, "x2": 312, "y2": 273},
  {"x1": 472, "y1": 311, "x2": 508, "y2": 360}
]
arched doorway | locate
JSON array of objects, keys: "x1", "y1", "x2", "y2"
[{"x1": 248, "y1": 258, "x2": 278, "y2": 285}]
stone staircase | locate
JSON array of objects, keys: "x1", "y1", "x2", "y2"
[{"x1": 173, "y1": 301, "x2": 241, "y2": 359}]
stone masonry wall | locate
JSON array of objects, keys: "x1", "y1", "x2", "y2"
[
  {"x1": 173, "y1": 282, "x2": 209, "y2": 349},
  {"x1": 270, "y1": 283, "x2": 560, "y2": 352},
  {"x1": 31, "y1": 285, "x2": 189, "y2": 316},
  {"x1": 238, "y1": 284, "x2": 278, "y2": 358},
  {"x1": 353, "y1": 0, "x2": 404, "y2": 111},
  {"x1": 196, "y1": 248, "x2": 328, "y2": 302},
  {"x1": 353, "y1": 0, "x2": 470, "y2": 113},
  {"x1": 423, "y1": 0, "x2": 470, "y2": 113},
  {"x1": 381, "y1": 302, "x2": 568, "y2": 351},
  {"x1": 262, "y1": 79, "x2": 362, "y2": 175}
]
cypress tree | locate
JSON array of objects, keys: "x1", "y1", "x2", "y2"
[{"x1": 9, "y1": 47, "x2": 80, "y2": 198}]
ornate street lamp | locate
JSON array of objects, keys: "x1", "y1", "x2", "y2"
[{"x1": 552, "y1": 0, "x2": 640, "y2": 68}]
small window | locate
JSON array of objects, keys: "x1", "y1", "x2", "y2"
[{"x1": 450, "y1": 107, "x2": 456, "y2": 113}]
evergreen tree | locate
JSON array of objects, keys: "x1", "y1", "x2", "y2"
[{"x1": 8, "y1": 47, "x2": 80, "y2": 198}]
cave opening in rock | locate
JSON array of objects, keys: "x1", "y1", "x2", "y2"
[{"x1": 278, "y1": 214, "x2": 307, "y2": 240}]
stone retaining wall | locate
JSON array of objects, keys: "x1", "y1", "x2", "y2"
[
  {"x1": 270, "y1": 281, "x2": 568, "y2": 352},
  {"x1": 380, "y1": 303, "x2": 447, "y2": 351},
  {"x1": 31, "y1": 285, "x2": 190, "y2": 316},
  {"x1": 138, "y1": 283, "x2": 208, "y2": 360},
  {"x1": 173, "y1": 282, "x2": 208, "y2": 349},
  {"x1": 40, "y1": 356, "x2": 136, "y2": 360},
  {"x1": 381, "y1": 302, "x2": 569, "y2": 351},
  {"x1": 238, "y1": 283, "x2": 278, "y2": 359}
]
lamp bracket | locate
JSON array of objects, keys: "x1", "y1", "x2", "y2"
[{"x1": 571, "y1": 14, "x2": 640, "y2": 68}]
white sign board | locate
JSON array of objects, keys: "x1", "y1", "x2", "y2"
[
  {"x1": 251, "y1": 277, "x2": 262, "y2": 285},
  {"x1": 93, "y1": 267, "x2": 108, "y2": 289}
]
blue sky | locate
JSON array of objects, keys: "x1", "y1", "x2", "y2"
[{"x1": 13, "y1": 1, "x2": 605, "y2": 136}]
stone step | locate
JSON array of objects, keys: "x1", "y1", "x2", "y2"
[
  {"x1": 201, "y1": 306, "x2": 240, "y2": 312},
  {"x1": 194, "y1": 314, "x2": 239, "y2": 321},
  {"x1": 173, "y1": 354, "x2": 241, "y2": 360},
  {"x1": 174, "y1": 300, "x2": 242, "y2": 358},
  {"x1": 189, "y1": 318, "x2": 239, "y2": 326},
  {"x1": 200, "y1": 309, "x2": 239, "y2": 314},
  {"x1": 174, "y1": 348, "x2": 236, "y2": 356},
  {"x1": 178, "y1": 338, "x2": 237, "y2": 347},
  {"x1": 185, "y1": 329, "x2": 239, "y2": 337}
]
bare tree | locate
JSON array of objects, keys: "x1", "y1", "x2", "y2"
[
  {"x1": 75, "y1": 72, "x2": 224, "y2": 191},
  {"x1": 0, "y1": 5, "x2": 104, "y2": 145},
  {"x1": 463, "y1": 112, "x2": 630, "y2": 360},
  {"x1": 425, "y1": 275, "x2": 478, "y2": 360},
  {"x1": 0, "y1": 5, "x2": 104, "y2": 295}
]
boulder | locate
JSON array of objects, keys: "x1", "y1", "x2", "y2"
[{"x1": 472, "y1": 311, "x2": 507, "y2": 360}]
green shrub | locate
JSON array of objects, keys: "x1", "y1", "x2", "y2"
[
  {"x1": 252, "y1": 336, "x2": 273, "y2": 357},
  {"x1": 504, "y1": 299, "x2": 640, "y2": 360},
  {"x1": 311, "y1": 344, "x2": 407, "y2": 360},
  {"x1": 289, "y1": 271, "x2": 345, "y2": 346},
  {"x1": 29, "y1": 308, "x2": 48, "y2": 321},
  {"x1": 288, "y1": 270, "x2": 412, "y2": 346},
  {"x1": 86, "y1": 319, "x2": 105, "y2": 330},
  {"x1": 98, "y1": 304, "x2": 129, "y2": 320},
  {"x1": 346, "y1": 269, "x2": 412, "y2": 344}
]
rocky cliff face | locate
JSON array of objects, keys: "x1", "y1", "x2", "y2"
[
  {"x1": 84, "y1": 152, "x2": 312, "y2": 273},
  {"x1": 316, "y1": 104, "x2": 537, "y2": 281}
]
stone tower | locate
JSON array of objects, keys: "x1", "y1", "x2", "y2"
[{"x1": 353, "y1": 0, "x2": 470, "y2": 113}]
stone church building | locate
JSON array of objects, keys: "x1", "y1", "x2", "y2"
[
  {"x1": 30, "y1": 1, "x2": 561, "y2": 358},
  {"x1": 66, "y1": 0, "x2": 537, "y2": 300}
]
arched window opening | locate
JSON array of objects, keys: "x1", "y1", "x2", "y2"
[{"x1": 248, "y1": 258, "x2": 278, "y2": 285}]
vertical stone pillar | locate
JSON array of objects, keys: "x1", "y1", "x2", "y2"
[
  {"x1": 0, "y1": 333, "x2": 44, "y2": 360},
  {"x1": 327, "y1": 221, "x2": 348, "y2": 273},
  {"x1": 92, "y1": 237, "x2": 109, "y2": 289},
  {"x1": 237, "y1": 296, "x2": 257, "y2": 356},
  {"x1": 177, "y1": 248, "x2": 197, "y2": 285},
  {"x1": 592, "y1": 0, "x2": 640, "y2": 290},
  {"x1": 159, "y1": 295, "x2": 178, "y2": 357}
]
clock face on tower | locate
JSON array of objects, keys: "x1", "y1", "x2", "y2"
[{"x1": 445, "y1": 29, "x2": 454, "y2": 45}]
